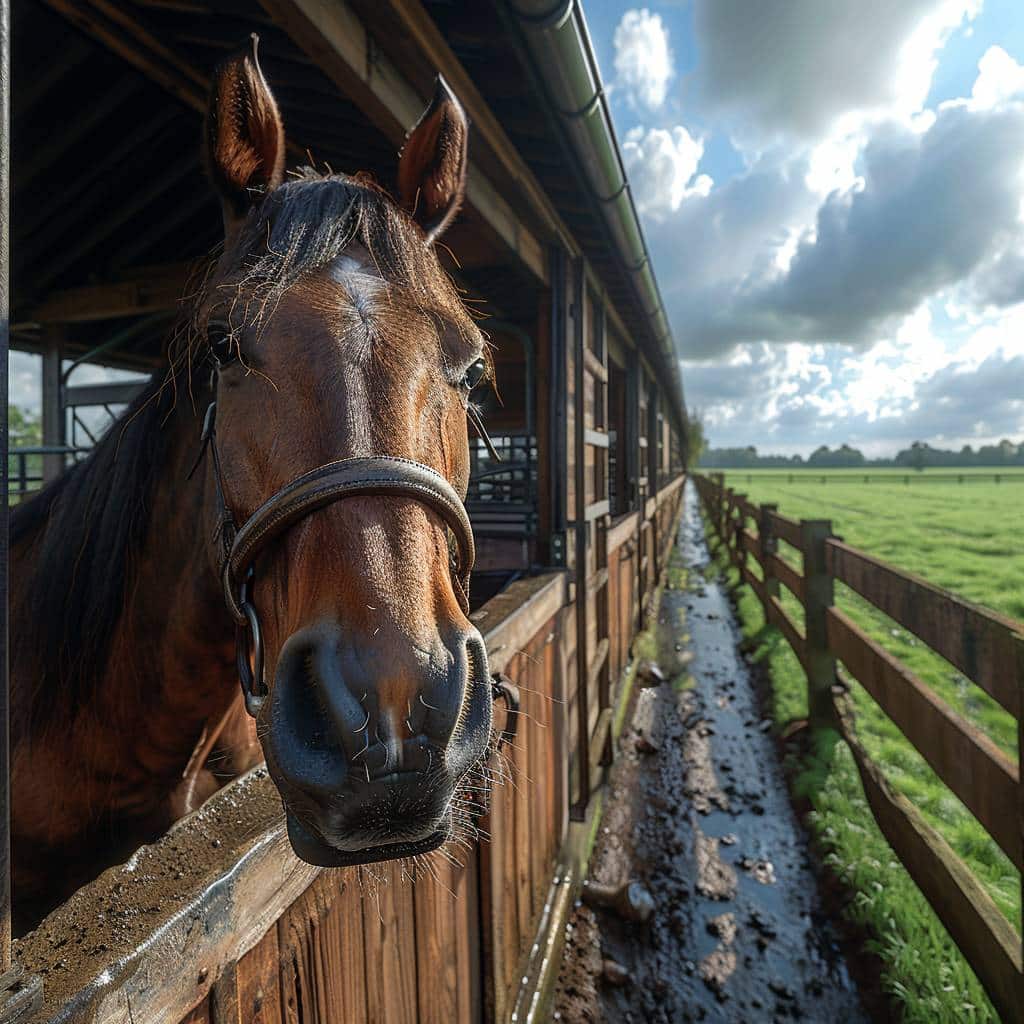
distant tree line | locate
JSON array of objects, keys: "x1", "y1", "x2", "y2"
[{"x1": 698, "y1": 439, "x2": 1024, "y2": 469}]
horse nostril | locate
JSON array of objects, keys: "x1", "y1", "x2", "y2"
[{"x1": 273, "y1": 625, "x2": 369, "y2": 763}]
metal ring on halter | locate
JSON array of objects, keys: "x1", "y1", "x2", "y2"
[
  {"x1": 235, "y1": 568, "x2": 267, "y2": 716},
  {"x1": 490, "y1": 673, "x2": 521, "y2": 754}
]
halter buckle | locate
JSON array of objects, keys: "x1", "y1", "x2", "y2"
[{"x1": 236, "y1": 567, "x2": 267, "y2": 716}]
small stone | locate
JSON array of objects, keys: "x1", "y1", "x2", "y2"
[
  {"x1": 602, "y1": 958, "x2": 630, "y2": 986},
  {"x1": 638, "y1": 660, "x2": 666, "y2": 687},
  {"x1": 636, "y1": 735, "x2": 660, "y2": 756}
]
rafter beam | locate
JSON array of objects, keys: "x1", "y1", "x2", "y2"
[
  {"x1": 26, "y1": 262, "x2": 193, "y2": 324},
  {"x1": 259, "y1": 0, "x2": 548, "y2": 283}
]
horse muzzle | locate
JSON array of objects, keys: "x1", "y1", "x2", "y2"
[{"x1": 263, "y1": 620, "x2": 492, "y2": 866}]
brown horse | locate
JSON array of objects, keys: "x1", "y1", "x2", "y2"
[{"x1": 10, "y1": 40, "x2": 496, "y2": 924}]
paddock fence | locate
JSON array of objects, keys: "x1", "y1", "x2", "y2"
[
  {"x1": 693, "y1": 471, "x2": 1024, "y2": 1024},
  {"x1": 709, "y1": 471, "x2": 1024, "y2": 486}
]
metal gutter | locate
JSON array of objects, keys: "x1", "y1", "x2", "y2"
[{"x1": 506, "y1": 0, "x2": 685, "y2": 425}]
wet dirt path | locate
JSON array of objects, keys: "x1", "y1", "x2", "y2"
[{"x1": 553, "y1": 482, "x2": 868, "y2": 1023}]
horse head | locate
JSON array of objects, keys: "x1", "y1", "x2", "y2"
[{"x1": 199, "y1": 38, "x2": 492, "y2": 866}]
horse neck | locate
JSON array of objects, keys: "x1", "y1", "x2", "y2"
[
  {"x1": 104, "y1": 393, "x2": 239, "y2": 780},
  {"x1": 13, "y1": 375, "x2": 237, "y2": 789}
]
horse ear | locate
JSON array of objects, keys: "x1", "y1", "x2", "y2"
[
  {"x1": 205, "y1": 34, "x2": 285, "y2": 229},
  {"x1": 398, "y1": 76, "x2": 468, "y2": 243}
]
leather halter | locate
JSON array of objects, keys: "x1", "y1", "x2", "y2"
[{"x1": 191, "y1": 400, "x2": 477, "y2": 717}]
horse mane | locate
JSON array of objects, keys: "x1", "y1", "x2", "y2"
[
  {"x1": 10, "y1": 373, "x2": 180, "y2": 732},
  {"x1": 11, "y1": 171, "x2": 470, "y2": 734}
]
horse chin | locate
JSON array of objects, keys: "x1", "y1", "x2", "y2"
[{"x1": 285, "y1": 808, "x2": 452, "y2": 867}]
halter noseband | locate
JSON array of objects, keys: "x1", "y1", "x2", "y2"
[{"x1": 192, "y1": 400, "x2": 476, "y2": 717}]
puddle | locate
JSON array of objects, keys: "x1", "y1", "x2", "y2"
[{"x1": 553, "y1": 481, "x2": 868, "y2": 1023}]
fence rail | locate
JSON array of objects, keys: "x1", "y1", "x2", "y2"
[
  {"x1": 693, "y1": 472, "x2": 1024, "y2": 1023},
  {"x1": 707, "y1": 471, "x2": 1024, "y2": 485}
]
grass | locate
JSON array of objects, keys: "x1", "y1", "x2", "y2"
[{"x1": 707, "y1": 469, "x2": 1024, "y2": 1023}]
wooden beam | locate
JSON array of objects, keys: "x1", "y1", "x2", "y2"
[
  {"x1": 43, "y1": 0, "x2": 208, "y2": 113},
  {"x1": 258, "y1": 0, "x2": 547, "y2": 283},
  {"x1": 828, "y1": 606, "x2": 1020, "y2": 870},
  {"x1": 28, "y1": 263, "x2": 193, "y2": 323},
  {"x1": 826, "y1": 539, "x2": 1022, "y2": 716},
  {"x1": 381, "y1": 0, "x2": 574, "y2": 247},
  {"x1": 834, "y1": 691, "x2": 1024, "y2": 1024}
]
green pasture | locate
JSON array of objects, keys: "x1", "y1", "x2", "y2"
[{"x1": 708, "y1": 470, "x2": 1024, "y2": 1022}]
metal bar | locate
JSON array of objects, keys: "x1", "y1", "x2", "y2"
[
  {"x1": 40, "y1": 328, "x2": 64, "y2": 484},
  {"x1": 571, "y1": 257, "x2": 589, "y2": 820},
  {"x1": 0, "y1": 0, "x2": 10, "y2": 972}
]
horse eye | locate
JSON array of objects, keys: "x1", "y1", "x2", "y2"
[
  {"x1": 462, "y1": 357, "x2": 487, "y2": 391},
  {"x1": 208, "y1": 321, "x2": 236, "y2": 366}
]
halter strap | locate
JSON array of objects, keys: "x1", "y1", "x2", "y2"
[
  {"x1": 192, "y1": 399, "x2": 478, "y2": 715},
  {"x1": 222, "y1": 456, "x2": 474, "y2": 621}
]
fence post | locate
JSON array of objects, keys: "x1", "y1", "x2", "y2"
[
  {"x1": 722, "y1": 488, "x2": 732, "y2": 548},
  {"x1": 712, "y1": 473, "x2": 725, "y2": 541},
  {"x1": 734, "y1": 493, "x2": 748, "y2": 578},
  {"x1": 801, "y1": 519, "x2": 837, "y2": 729},
  {"x1": 759, "y1": 503, "x2": 779, "y2": 601},
  {"x1": 1016, "y1": 634, "x2": 1024, "y2": 1012}
]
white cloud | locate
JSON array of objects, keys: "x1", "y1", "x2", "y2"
[
  {"x1": 971, "y1": 45, "x2": 1024, "y2": 109},
  {"x1": 613, "y1": 9, "x2": 673, "y2": 110},
  {"x1": 693, "y1": 0, "x2": 979, "y2": 146},
  {"x1": 645, "y1": 96, "x2": 1024, "y2": 357},
  {"x1": 622, "y1": 126, "x2": 712, "y2": 218},
  {"x1": 683, "y1": 306, "x2": 1024, "y2": 456}
]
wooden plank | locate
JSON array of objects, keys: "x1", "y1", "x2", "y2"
[
  {"x1": 513, "y1": 683, "x2": 534, "y2": 961},
  {"x1": 587, "y1": 567, "x2": 609, "y2": 597},
  {"x1": 362, "y1": 865, "x2": 418, "y2": 1024},
  {"x1": 260, "y1": 0, "x2": 547, "y2": 282},
  {"x1": 828, "y1": 607, "x2": 1020, "y2": 870},
  {"x1": 826, "y1": 539, "x2": 1022, "y2": 716},
  {"x1": 736, "y1": 494, "x2": 759, "y2": 519},
  {"x1": 43, "y1": 0, "x2": 206, "y2": 112},
  {"x1": 744, "y1": 565, "x2": 808, "y2": 668},
  {"x1": 588, "y1": 707, "x2": 612, "y2": 776},
  {"x1": 583, "y1": 428, "x2": 610, "y2": 449},
  {"x1": 413, "y1": 862, "x2": 464, "y2": 1024},
  {"x1": 29, "y1": 263, "x2": 192, "y2": 323},
  {"x1": 218, "y1": 930, "x2": 283, "y2": 1024},
  {"x1": 584, "y1": 499, "x2": 610, "y2": 521},
  {"x1": 180, "y1": 998, "x2": 210, "y2": 1024},
  {"x1": 588, "y1": 637, "x2": 610, "y2": 692},
  {"x1": 767, "y1": 553, "x2": 805, "y2": 603},
  {"x1": 583, "y1": 347, "x2": 608, "y2": 383},
  {"x1": 607, "y1": 510, "x2": 640, "y2": 554},
  {"x1": 15, "y1": 767, "x2": 320, "y2": 1024},
  {"x1": 655, "y1": 471, "x2": 685, "y2": 507},
  {"x1": 767, "y1": 511, "x2": 802, "y2": 549},
  {"x1": 278, "y1": 875, "x2": 368, "y2": 1024},
  {"x1": 834, "y1": 693, "x2": 1024, "y2": 1024},
  {"x1": 478, "y1": 571, "x2": 566, "y2": 676}
]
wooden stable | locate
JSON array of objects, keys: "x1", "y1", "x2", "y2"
[{"x1": 4, "y1": 1, "x2": 688, "y2": 1021}]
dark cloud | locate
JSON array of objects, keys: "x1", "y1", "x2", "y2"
[
  {"x1": 645, "y1": 100, "x2": 1024, "y2": 359},
  {"x1": 761, "y1": 103, "x2": 1024, "y2": 339}
]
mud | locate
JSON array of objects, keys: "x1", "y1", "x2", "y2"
[{"x1": 553, "y1": 482, "x2": 868, "y2": 1023}]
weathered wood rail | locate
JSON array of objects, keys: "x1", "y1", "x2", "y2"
[{"x1": 693, "y1": 472, "x2": 1024, "y2": 1023}]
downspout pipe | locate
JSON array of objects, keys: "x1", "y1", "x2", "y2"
[{"x1": 507, "y1": 0, "x2": 685, "y2": 428}]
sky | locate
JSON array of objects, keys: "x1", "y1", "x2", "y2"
[
  {"x1": 9, "y1": 3, "x2": 1023, "y2": 459},
  {"x1": 586, "y1": 0, "x2": 1024, "y2": 457}
]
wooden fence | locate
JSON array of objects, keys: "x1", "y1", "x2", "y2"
[
  {"x1": 714, "y1": 471, "x2": 1024, "y2": 485},
  {"x1": 693, "y1": 472, "x2": 1024, "y2": 1023}
]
